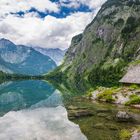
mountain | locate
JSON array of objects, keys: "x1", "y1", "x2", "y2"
[
  {"x1": 48, "y1": 0, "x2": 140, "y2": 88},
  {"x1": 34, "y1": 47, "x2": 66, "y2": 65},
  {"x1": 0, "y1": 39, "x2": 56, "y2": 75}
]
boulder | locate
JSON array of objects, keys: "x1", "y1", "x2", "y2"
[
  {"x1": 96, "y1": 109, "x2": 112, "y2": 113},
  {"x1": 67, "y1": 105, "x2": 88, "y2": 110},
  {"x1": 130, "y1": 131, "x2": 140, "y2": 140},
  {"x1": 68, "y1": 109, "x2": 94, "y2": 120},
  {"x1": 116, "y1": 111, "x2": 134, "y2": 122}
]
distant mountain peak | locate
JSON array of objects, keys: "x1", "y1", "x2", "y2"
[
  {"x1": 0, "y1": 39, "x2": 57, "y2": 75},
  {"x1": 0, "y1": 38, "x2": 16, "y2": 49},
  {"x1": 0, "y1": 38, "x2": 14, "y2": 44},
  {"x1": 34, "y1": 47, "x2": 66, "y2": 65}
]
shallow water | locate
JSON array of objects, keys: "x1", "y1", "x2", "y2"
[
  {"x1": 0, "y1": 80, "x2": 140, "y2": 140},
  {"x1": 66, "y1": 97, "x2": 140, "y2": 140}
]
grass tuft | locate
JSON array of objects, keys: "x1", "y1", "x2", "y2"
[{"x1": 119, "y1": 129, "x2": 132, "y2": 140}]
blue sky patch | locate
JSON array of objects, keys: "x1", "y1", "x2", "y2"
[{"x1": 12, "y1": 1, "x2": 92, "y2": 19}]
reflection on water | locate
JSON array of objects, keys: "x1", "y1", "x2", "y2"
[
  {"x1": 0, "y1": 80, "x2": 55, "y2": 114},
  {"x1": 0, "y1": 80, "x2": 87, "y2": 140},
  {"x1": 2, "y1": 80, "x2": 140, "y2": 140},
  {"x1": 31, "y1": 90, "x2": 63, "y2": 109}
]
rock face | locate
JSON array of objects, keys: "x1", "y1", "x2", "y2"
[
  {"x1": 0, "y1": 39, "x2": 56, "y2": 75},
  {"x1": 51, "y1": 0, "x2": 140, "y2": 87}
]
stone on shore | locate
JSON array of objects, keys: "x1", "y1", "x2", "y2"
[{"x1": 116, "y1": 111, "x2": 134, "y2": 122}]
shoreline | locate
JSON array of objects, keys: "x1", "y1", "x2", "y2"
[{"x1": 86, "y1": 85, "x2": 140, "y2": 109}]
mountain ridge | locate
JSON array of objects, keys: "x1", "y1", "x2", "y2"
[
  {"x1": 0, "y1": 39, "x2": 56, "y2": 75},
  {"x1": 34, "y1": 47, "x2": 66, "y2": 65},
  {"x1": 47, "y1": 0, "x2": 140, "y2": 89}
]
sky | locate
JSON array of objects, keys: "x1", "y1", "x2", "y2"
[{"x1": 0, "y1": 0, "x2": 106, "y2": 50}]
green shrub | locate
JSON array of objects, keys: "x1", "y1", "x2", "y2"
[
  {"x1": 83, "y1": 53, "x2": 86, "y2": 59},
  {"x1": 97, "y1": 89, "x2": 116, "y2": 103},
  {"x1": 119, "y1": 129, "x2": 131, "y2": 140},
  {"x1": 114, "y1": 18, "x2": 124, "y2": 28},
  {"x1": 105, "y1": 95, "x2": 115, "y2": 103},
  {"x1": 130, "y1": 84, "x2": 140, "y2": 90},
  {"x1": 130, "y1": 60, "x2": 140, "y2": 66},
  {"x1": 129, "y1": 94, "x2": 138, "y2": 99},
  {"x1": 88, "y1": 60, "x2": 126, "y2": 87},
  {"x1": 125, "y1": 95, "x2": 140, "y2": 105},
  {"x1": 86, "y1": 88, "x2": 95, "y2": 98},
  {"x1": 121, "y1": 16, "x2": 138, "y2": 39},
  {"x1": 123, "y1": 43, "x2": 139, "y2": 61},
  {"x1": 86, "y1": 92, "x2": 93, "y2": 98}
]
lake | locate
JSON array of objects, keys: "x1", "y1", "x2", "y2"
[{"x1": 0, "y1": 80, "x2": 140, "y2": 140}]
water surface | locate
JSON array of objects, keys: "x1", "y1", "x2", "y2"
[
  {"x1": 0, "y1": 80, "x2": 140, "y2": 140},
  {"x1": 0, "y1": 80, "x2": 87, "y2": 140}
]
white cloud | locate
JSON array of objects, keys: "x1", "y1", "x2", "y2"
[
  {"x1": 0, "y1": 106, "x2": 87, "y2": 140},
  {"x1": 0, "y1": 0, "x2": 59, "y2": 18},
  {"x1": 0, "y1": 0, "x2": 107, "y2": 49},
  {"x1": 59, "y1": 0, "x2": 107, "y2": 9},
  {"x1": 0, "y1": 12, "x2": 94, "y2": 49},
  {"x1": 29, "y1": 0, "x2": 60, "y2": 13}
]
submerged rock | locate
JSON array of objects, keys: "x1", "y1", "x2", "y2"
[
  {"x1": 105, "y1": 116, "x2": 112, "y2": 121},
  {"x1": 67, "y1": 105, "x2": 88, "y2": 110},
  {"x1": 116, "y1": 111, "x2": 134, "y2": 122},
  {"x1": 67, "y1": 106, "x2": 79, "y2": 110},
  {"x1": 93, "y1": 123, "x2": 105, "y2": 129},
  {"x1": 105, "y1": 123, "x2": 118, "y2": 131},
  {"x1": 132, "y1": 104, "x2": 140, "y2": 109},
  {"x1": 96, "y1": 109, "x2": 112, "y2": 113},
  {"x1": 93, "y1": 123, "x2": 118, "y2": 130},
  {"x1": 68, "y1": 109, "x2": 94, "y2": 120},
  {"x1": 97, "y1": 113, "x2": 108, "y2": 117}
]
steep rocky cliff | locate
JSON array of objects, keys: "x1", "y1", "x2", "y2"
[{"x1": 48, "y1": 0, "x2": 140, "y2": 88}]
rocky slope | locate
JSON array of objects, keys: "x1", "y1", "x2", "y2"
[
  {"x1": 0, "y1": 39, "x2": 56, "y2": 75},
  {"x1": 49, "y1": 0, "x2": 140, "y2": 88}
]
